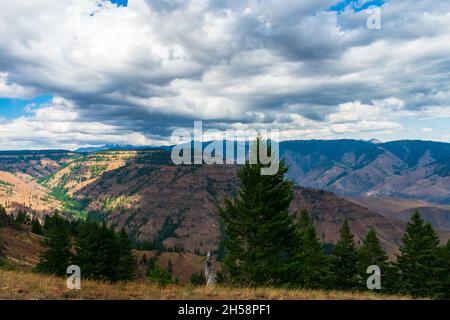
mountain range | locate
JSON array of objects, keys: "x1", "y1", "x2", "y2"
[
  {"x1": 281, "y1": 139, "x2": 450, "y2": 204},
  {"x1": 1, "y1": 139, "x2": 450, "y2": 258},
  {"x1": 80, "y1": 139, "x2": 450, "y2": 204}
]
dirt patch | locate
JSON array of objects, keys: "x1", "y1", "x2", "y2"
[{"x1": 0, "y1": 226, "x2": 44, "y2": 270}]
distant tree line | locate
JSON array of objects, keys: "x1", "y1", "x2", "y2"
[
  {"x1": 0, "y1": 205, "x2": 44, "y2": 234},
  {"x1": 0, "y1": 205, "x2": 9, "y2": 228},
  {"x1": 34, "y1": 215, "x2": 135, "y2": 282},
  {"x1": 219, "y1": 137, "x2": 450, "y2": 298}
]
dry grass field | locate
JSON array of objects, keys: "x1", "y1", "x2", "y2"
[{"x1": 0, "y1": 269, "x2": 414, "y2": 300}]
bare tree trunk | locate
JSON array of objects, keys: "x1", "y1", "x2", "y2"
[{"x1": 203, "y1": 252, "x2": 217, "y2": 287}]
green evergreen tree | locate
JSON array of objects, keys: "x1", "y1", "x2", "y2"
[
  {"x1": 439, "y1": 241, "x2": 450, "y2": 298},
  {"x1": 291, "y1": 209, "x2": 331, "y2": 289},
  {"x1": 147, "y1": 258, "x2": 173, "y2": 287},
  {"x1": 35, "y1": 215, "x2": 72, "y2": 276},
  {"x1": 75, "y1": 222, "x2": 134, "y2": 282},
  {"x1": 74, "y1": 221, "x2": 100, "y2": 279},
  {"x1": 115, "y1": 228, "x2": 135, "y2": 281},
  {"x1": 395, "y1": 211, "x2": 443, "y2": 297},
  {"x1": 98, "y1": 223, "x2": 122, "y2": 281},
  {"x1": 14, "y1": 210, "x2": 27, "y2": 226},
  {"x1": 31, "y1": 218, "x2": 44, "y2": 235},
  {"x1": 34, "y1": 215, "x2": 135, "y2": 281},
  {"x1": 332, "y1": 220, "x2": 358, "y2": 290},
  {"x1": 74, "y1": 221, "x2": 118, "y2": 281},
  {"x1": 219, "y1": 137, "x2": 298, "y2": 286},
  {"x1": 0, "y1": 205, "x2": 9, "y2": 228},
  {"x1": 357, "y1": 228, "x2": 390, "y2": 291}
]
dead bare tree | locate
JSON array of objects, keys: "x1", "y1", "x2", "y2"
[{"x1": 201, "y1": 251, "x2": 217, "y2": 287}]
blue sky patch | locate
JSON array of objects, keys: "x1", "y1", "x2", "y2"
[
  {"x1": 330, "y1": 0, "x2": 386, "y2": 13},
  {"x1": 109, "y1": 0, "x2": 128, "y2": 7},
  {"x1": 0, "y1": 95, "x2": 53, "y2": 120},
  {"x1": 91, "y1": 0, "x2": 128, "y2": 16}
]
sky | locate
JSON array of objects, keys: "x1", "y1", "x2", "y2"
[{"x1": 0, "y1": 0, "x2": 450, "y2": 150}]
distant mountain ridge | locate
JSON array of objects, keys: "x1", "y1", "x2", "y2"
[
  {"x1": 75, "y1": 144, "x2": 170, "y2": 153},
  {"x1": 280, "y1": 139, "x2": 450, "y2": 204},
  {"x1": 1, "y1": 142, "x2": 450, "y2": 258},
  {"x1": 6, "y1": 139, "x2": 450, "y2": 204}
]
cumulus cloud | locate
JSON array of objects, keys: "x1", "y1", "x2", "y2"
[
  {"x1": 0, "y1": 0, "x2": 449, "y2": 148},
  {"x1": 0, "y1": 73, "x2": 35, "y2": 98},
  {"x1": 0, "y1": 96, "x2": 167, "y2": 149}
]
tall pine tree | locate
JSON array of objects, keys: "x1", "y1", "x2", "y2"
[
  {"x1": 395, "y1": 211, "x2": 442, "y2": 297},
  {"x1": 75, "y1": 221, "x2": 113, "y2": 281},
  {"x1": 74, "y1": 221, "x2": 134, "y2": 282},
  {"x1": 0, "y1": 205, "x2": 9, "y2": 228},
  {"x1": 219, "y1": 137, "x2": 298, "y2": 286},
  {"x1": 291, "y1": 209, "x2": 331, "y2": 289},
  {"x1": 35, "y1": 215, "x2": 72, "y2": 276},
  {"x1": 14, "y1": 210, "x2": 27, "y2": 226},
  {"x1": 31, "y1": 218, "x2": 44, "y2": 235},
  {"x1": 357, "y1": 228, "x2": 390, "y2": 291},
  {"x1": 332, "y1": 220, "x2": 358, "y2": 290},
  {"x1": 115, "y1": 228, "x2": 136, "y2": 281},
  {"x1": 439, "y1": 241, "x2": 450, "y2": 298}
]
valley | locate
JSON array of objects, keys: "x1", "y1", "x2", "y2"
[{"x1": 1, "y1": 139, "x2": 450, "y2": 263}]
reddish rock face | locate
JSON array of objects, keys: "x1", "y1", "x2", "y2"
[
  {"x1": 2, "y1": 141, "x2": 450, "y2": 261},
  {"x1": 72, "y1": 151, "x2": 408, "y2": 258},
  {"x1": 0, "y1": 151, "x2": 75, "y2": 178}
]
